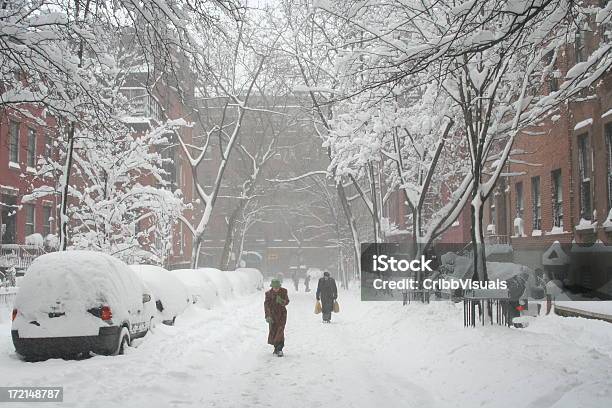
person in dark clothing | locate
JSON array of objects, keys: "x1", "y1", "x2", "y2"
[
  {"x1": 291, "y1": 271, "x2": 299, "y2": 292},
  {"x1": 304, "y1": 274, "x2": 311, "y2": 292},
  {"x1": 264, "y1": 278, "x2": 290, "y2": 356},
  {"x1": 316, "y1": 271, "x2": 337, "y2": 323}
]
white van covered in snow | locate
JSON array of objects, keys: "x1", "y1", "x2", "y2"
[{"x1": 11, "y1": 251, "x2": 155, "y2": 360}]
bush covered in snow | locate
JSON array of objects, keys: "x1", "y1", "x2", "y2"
[{"x1": 24, "y1": 233, "x2": 44, "y2": 247}]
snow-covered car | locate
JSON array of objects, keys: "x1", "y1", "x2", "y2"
[
  {"x1": 225, "y1": 270, "x2": 251, "y2": 296},
  {"x1": 198, "y1": 268, "x2": 233, "y2": 300},
  {"x1": 170, "y1": 269, "x2": 219, "y2": 309},
  {"x1": 11, "y1": 251, "x2": 155, "y2": 360},
  {"x1": 130, "y1": 265, "x2": 191, "y2": 325},
  {"x1": 236, "y1": 267, "x2": 264, "y2": 291}
]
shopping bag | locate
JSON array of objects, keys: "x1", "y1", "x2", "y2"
[
  {"x1": 333, "y1": 300, "x2": 340, "y2": 313},
  {"x1": 314, "y1": 301, "x2": 322, "y2": 314}
]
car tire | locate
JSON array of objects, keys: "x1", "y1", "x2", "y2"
[{"x1": 113, "y1": 327, "x2": 130, "y2": 356}]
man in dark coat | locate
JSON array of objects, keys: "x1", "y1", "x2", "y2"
[
  {"x1": 316, "y1": 271, "x2": 337, "y2": 323},
  {"x1": 264, "y1": 278, "x2": 290, "y2": 356}
]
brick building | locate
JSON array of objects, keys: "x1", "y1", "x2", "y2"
[
  {"x1": 0, "y1": 105, "x2": 58, "y2": 251},
  {"x1": 384, "y1": 12, "x2": 612, "y2": 294},
  {"x1": 0, "y1": 67, "x2": 197, "y2": 271}
]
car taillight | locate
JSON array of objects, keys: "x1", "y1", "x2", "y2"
[
  {"x1": 100, "y1": 306, "x2": 112, "y2": 321},
  {"x1": 11, "y1": 309, "x2": 17, "y2": 321}
]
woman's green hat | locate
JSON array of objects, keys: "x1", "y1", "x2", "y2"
[{"x1": 270, "y1": 278, "x2": 282, "y2": 288}]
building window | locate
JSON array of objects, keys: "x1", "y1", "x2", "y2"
[
  {"x1": 515, "y1": 182, "x2": 524, "y2": 218},
  {"x1": 42, "y1": 206, "x2": 52, "y2": 236},
  {"x1": 552, "y1": 169, "x2": 563, "y2": 228},
  {"x1": 578, "y1": 133, "x2": 592, "y2": 220},
  {"x1": 9, "y1": 121, "x2": 19, "y2": 163},
  {"x1": 532, "y1": 176, "x2": 541, "y2": 230},
  {"x1": 27, "y1": 128, "x2": 36, "y2": 167},
  {"x1": 25, "y1": 204, "x2": 35, "y2": 236},
  {"x1": 606, "y1": 123, "x2": 612, "y2": 211}
]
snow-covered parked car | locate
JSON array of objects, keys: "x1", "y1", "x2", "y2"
[
  {"x1": 130, "y1": 265, "x2": 191, "y2": 325},
  {"x1": 225, "y1": 270, "x2": 251, "y2": 296},
  {"x1": 11, "y1": 251, "x2": 155, "y2": 360},
  {"x1": 198, "y1": 268, "x2": 233, "y2": 300},
  {"x1": 170, "y1": 269, "x2": 219, "y2": 309},
  {"x1": 236, "y1": 267, "x2": 264, "y2": 291}
]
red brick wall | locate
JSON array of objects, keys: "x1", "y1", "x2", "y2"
[{"x1": 0, "y1": 107, "x2": 59, "y2": 245}]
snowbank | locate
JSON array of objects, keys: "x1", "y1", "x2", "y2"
[
  {"x1": 170, "y1": 269, "x2": 219, "y2": 309},
  {"x1": 130, "y1": 265, "x2": 191, "y2": 323},
  {"x1": 13, "y1": 251, "x2": 146, "y2": 338}
]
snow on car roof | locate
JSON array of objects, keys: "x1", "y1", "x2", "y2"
[{"x1": 16, "y1": 251, "x2": 145, "y2": 321}]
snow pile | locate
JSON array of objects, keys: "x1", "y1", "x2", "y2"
[
  {"x1": 485, "y1": 243, "x2": 513, "y2": 257},
  {"x1": 170, "y1": 269, "x2": 219, "y2": 309},
  {"x1": 130, "y1": 265, "x2": 191, "y2": 323},
  {"x1": 13, "y1": 251, "x2": 146, "y2": 338},
  {"x1": 575, "y1": 218, "x2": 597, "y2": 231},
  {"x1": 24, "y1": 233, "x2": 44, "y2": 247}
]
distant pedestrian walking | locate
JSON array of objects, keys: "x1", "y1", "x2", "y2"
[
  {"x1": 304, "y1": 274, "x2": 311, "y2": 292},
  {"x1": 316, "y1": 272, "x2": 337, "y2": 323},
  {"x1": 292, "y1": 271, "x2": 299, "y2": 292},
  {"x1": 264, "y1": 278, "x2": 290, "y2": 357}
]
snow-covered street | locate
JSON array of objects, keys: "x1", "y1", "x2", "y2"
[{"x1": 2, "y1": 284, "x2": 612, "y2": 408}]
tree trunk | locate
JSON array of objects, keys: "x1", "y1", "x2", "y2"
[
  {"x1": 368, "y1": 162, "x2": 381, "y2": 243},
  {"x1": 59, "y1": 126, "x2": 76, "y2": 251},
  {"x1": 336, "y1": 181, "x2": 361, "y2": 280},
  {"x1": 470, "y1": 182, "x2": 488, "y2": 282},
  {"x1": 191, "y1": 235, "x2": 202, "y2": 269},
  {"x1": 220, "y1": 206, "x2": 242, "y2": 270}
]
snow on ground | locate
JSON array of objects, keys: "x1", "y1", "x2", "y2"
[
  {"x1": 555, "y1": 301, "x2": 612, "y2": 316},
  {"x1": 1, "y1": 281, "x2": 612, "y2": 408}
]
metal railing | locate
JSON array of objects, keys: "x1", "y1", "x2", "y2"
[
  {"x1": 0, "y1": 288, "x2": 18, "y2": 306},
  {"x1": 0, "y1": 244, "x2": 46, "y2": 271},
  {"x1": 485, "y1": 234, "x2": 509, "y2": 245}
]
